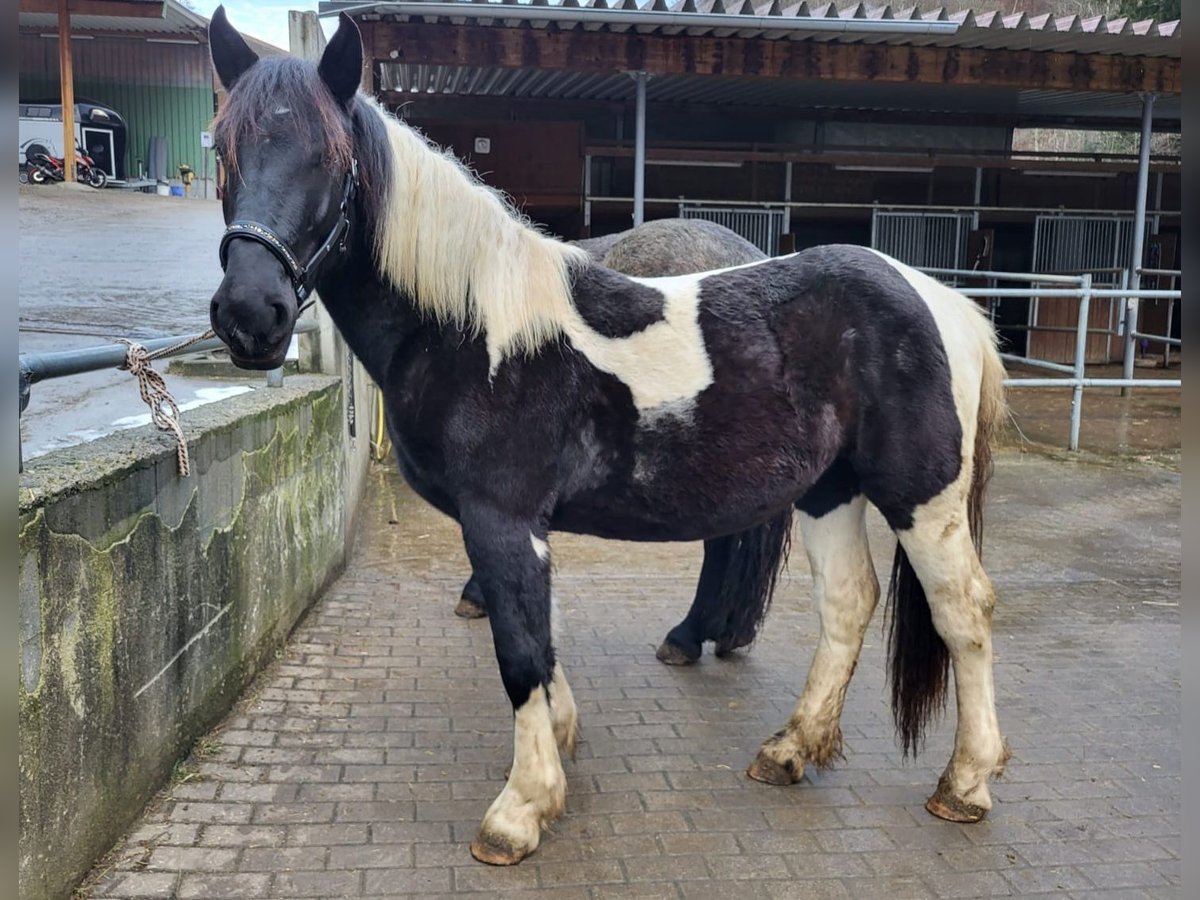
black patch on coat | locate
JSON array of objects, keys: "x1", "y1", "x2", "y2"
[{"x1": 571, "y1": 264, "x2": 666, "y2": 338}]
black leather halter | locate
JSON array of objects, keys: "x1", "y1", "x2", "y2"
[{"x1": 218, "y1": 159, "x2": 358, "y2": 303}]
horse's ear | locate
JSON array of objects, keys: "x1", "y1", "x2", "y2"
[
  {"x1": 318, "y1": 12, "x2": 364, "y2": 106},
  {"x1": 209, "y1": 5, "x2": 259, "y2": 90}
]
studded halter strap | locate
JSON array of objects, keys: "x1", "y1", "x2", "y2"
[{"x1": 218, "y1": 159, "x2": 359, "y2": 303}]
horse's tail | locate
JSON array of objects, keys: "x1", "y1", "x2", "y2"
[
  {"x1": 707, "y1": 510, "x2": 793, "y2": 654},
  {"x1": 889, "y1": 305, "x2": 1007, "y2": 756}
]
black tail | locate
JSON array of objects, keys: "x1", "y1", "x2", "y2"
[
  {"x1": 886, "y1": 546, "x2": 950, "y2": 756},
  {"x1": 705, "y1": 510, "x2": 793, "y2": 653}
]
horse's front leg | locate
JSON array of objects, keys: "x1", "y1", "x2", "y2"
[{"x1": 461, "y1": 505, "x2": 576, "y2": 865}]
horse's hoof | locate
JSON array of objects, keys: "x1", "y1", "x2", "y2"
[
  {"x1": 455, "y1": 596, "x2": 488, "y2": 619},
  {"x1": 713, "y1": 638, "x2": 750, "y2": 658},
  {"x1": 655, "y1": 639, "x2": 699, "y2": 666},
  {"x1": 470, "y1": 832, "x2": 529, "y2": 866},
  {"x1": 925, "y1": 780, "x2": 989, "y2": 823},
  {"x1": 746, "y1": 752, "x2": 801, "y2": 786}
]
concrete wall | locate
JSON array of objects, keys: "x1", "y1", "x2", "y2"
[{"x1": 18, "y1": 376, "x2": 360, "y2": 900}]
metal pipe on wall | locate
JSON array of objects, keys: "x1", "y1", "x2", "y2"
[{"x1": 1122, "y1": 92, "x2": 1155, "y2": 394}]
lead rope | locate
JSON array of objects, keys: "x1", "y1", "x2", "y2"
[{"x1": 116, "y1": 299, "x2": 316, "y2": 477}]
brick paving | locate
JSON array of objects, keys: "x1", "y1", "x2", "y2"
[{"x1": 85, "y1": 453, "x2": 1180, "y2": 898}]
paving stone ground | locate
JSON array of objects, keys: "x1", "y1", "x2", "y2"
[{"x1": 85, "y1": 452, "x2": 1180, "y2": 899}]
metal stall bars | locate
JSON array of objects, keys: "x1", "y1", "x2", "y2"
[
  {"x1": 871, "y1": 210, "x2": 975, "y2": 281},
  {"x1": 678, "y1": 203, "x2": 786, "y2": 256}
]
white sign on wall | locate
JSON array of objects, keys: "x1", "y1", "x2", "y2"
[{"x1": 200, "y1": 131, "x2": 213, "y2": 149}]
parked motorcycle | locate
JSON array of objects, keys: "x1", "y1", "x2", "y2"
[{"x1": 23, "y1": 143, "x2": 107, "y2": 188}]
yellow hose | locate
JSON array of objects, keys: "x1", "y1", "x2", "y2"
[{"x1": 370, "y1": 385, "x2": 392, "y2": 462}]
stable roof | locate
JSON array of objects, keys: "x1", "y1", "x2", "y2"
[
  {"x1": 19, "y1": 0, "x2": 285, "y2": 55},
  {"x1": 325, "y1": 1, "x2": 1182, "y2": 128}
]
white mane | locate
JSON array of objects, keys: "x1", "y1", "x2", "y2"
[{"x1": 368, "y1": 99, "x2": 589, "y2": 369}]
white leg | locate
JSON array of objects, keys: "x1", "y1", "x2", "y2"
[
  {"x1": 899, "y1": 490, "x2": 1008, "y2": 821},
  {"x1": 749, "y1": 496, "x2": 879, "y2": 784},
  {"x1": 472, "y1": 685, "x2": 566, "y2": 865},
  {"x1": 549, "y1": 662, "x2": 578, "y2": 758}
]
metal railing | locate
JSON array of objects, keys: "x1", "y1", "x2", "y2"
[
  {"x1": 920, "y1": 267, "x2": 1181, "y2": 451},
  {"x1": 18, "y1": 321, "x2": 317, "y2": 470}
]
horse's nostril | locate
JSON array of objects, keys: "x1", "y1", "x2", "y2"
[
  {"x1": 271, "y1": 299, "x2": 291, "y2": 330},
  {"x1": 210, "y1": 298, "x2": 220, "y2": 319}
]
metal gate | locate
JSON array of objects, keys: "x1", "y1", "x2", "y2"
[
  {"x1": 870, "y1": 210, "x2": 974, "y2": 275},
  {"x1": 1029, "y1": 215, "x2": 1148, "y2": 364},
  {"x1": 1031, "y1": 214, "x2": 1142, "y2": 277},
  {"x1": 678, "y1": 204, "x2": 785, "y2": 256}
]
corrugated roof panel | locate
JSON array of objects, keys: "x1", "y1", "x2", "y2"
[{"x1": 340, "y1": 1, "x2": 1181, "y2": 57}]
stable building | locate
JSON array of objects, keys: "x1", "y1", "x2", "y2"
[
  {"x1": 322, "y1": 0, "x2": 1181, "y2": 362},
  {"x1": 18, "y1": 0, "x2": 281, "y2": 192}
]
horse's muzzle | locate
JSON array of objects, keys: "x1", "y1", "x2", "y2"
[{"x1": 210, "y1": 243, "x2": 297, "y2": 369}]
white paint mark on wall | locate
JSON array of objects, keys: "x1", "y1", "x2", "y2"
[{"x1": 133, "y1": 602, "x2": 233, "y2": 700}]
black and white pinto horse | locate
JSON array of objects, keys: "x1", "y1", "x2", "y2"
[
  {"x1": 208, "y1": 9, "x2": 1011, "y2": 866},
  {"x1": 458, "y1": 218, "x2": 782, "y2": 668}
]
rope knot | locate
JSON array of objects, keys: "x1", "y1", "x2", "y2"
[{"x1": 118, "y1": 338, "x2": 192, "y2": 477}]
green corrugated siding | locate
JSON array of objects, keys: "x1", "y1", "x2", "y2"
[{"x1": 19, "y1": 34, "x2": 216, "y2": 180}]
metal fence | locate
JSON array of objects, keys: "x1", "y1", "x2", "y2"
[
  {"x1": 920, "y1": 266, "x2": 1181, "y2": 451},
  {"x1": 678, "y1": 203, "x2": 785, "y2": 256}
]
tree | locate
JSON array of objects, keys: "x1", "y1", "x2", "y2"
[{"x1": 1118, "y1": 0, "x2": 1181, "y2": 19}]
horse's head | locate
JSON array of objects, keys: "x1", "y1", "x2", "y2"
[{"x1": 208, "y1": 6, "x2": 363, "y2": 369}]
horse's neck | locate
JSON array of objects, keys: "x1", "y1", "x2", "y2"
[{"x1": 315, "y1": 248, "x2": 427, "y2": 387}]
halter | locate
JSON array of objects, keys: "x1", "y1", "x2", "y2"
[{"x1": 218, "y1": 159, "x2": 359, "y2": 303}]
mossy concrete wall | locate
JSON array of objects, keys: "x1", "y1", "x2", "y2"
[{"x1": 18, "y1": 376, "x2": 360, "y2": 900}]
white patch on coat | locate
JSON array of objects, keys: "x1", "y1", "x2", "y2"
[
  {"x1": 561, "y1": 255, "x2": 782, "y2": 413},
  {"x1": 530, "y1": 533, "x2": 550, "y2": 563},
  {"x1": 478, "y1": 686, "x2": 566, "y2": 855}
]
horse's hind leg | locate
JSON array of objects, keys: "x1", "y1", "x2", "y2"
[
  {"x1": 894, "y1": 496, "x2": 1008, "y2": 822},
  {"x1": 459, "y1": 506, "x2": 576, "y2": 865},
  {"x1": 748, "y1": 494, "x2": 878, "y2": 784},
  {"x1": 657, "y1": 536, "x2": 734, "y2": 665},
  {"x1": 455, "y1": 572, "x2": 488, "y2": 619}
]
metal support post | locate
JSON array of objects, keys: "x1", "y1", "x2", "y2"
[
  {"x1": 1122, "y1": 92, "x2": 1155, "y2": 396},
  {"x1": 972, "y1": 167, "x2": 982, "y2": 230},
  {"x1": 583, "y1": 154, "x2": 592, "y2": 233},
  {"x1": 782, "y1": 161, "x2": 793, "y2": 237},
  {"x1": 632, "y1": 72, "x2": 647, "y2": 226},
  {"x1": 1069, "y1": 274, "x2": 1092, "y2": 452}
]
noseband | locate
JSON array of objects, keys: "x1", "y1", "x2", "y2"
[{"x1": 218, "y1": 159, "x2": 358, "y2": 303}]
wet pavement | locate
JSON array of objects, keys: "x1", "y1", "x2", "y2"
[
  {"x1": 1004, "y1": 363, "x2": 1181, "y2": 460},
  {"x1": 83, "y1": 452, "x2": 1180, "y2": 899},
  {"x1": 17, "y1": 185, "x2": 275, "y2": 460}
]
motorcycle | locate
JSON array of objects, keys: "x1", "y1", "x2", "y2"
[{"x1": 23, "y1": 143, "x2": 108, "y2": 188}]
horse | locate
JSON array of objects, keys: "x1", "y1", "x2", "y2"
[
  {"x1": 207, "y1": 8, "x2": 1011, "y2": 867},
  {"x1": 457, "y1": 218, "x2": 783, "y2": 669}
]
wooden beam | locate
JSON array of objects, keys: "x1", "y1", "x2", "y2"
[
  {"x1": 57, "y1": 0, "x2": 76, "y2": 183},
  {"x1": 367, "y1": 23, "x2": 1181, "y2": 96},
  {"x1": 384, "y1": 90, "x2": 1182, "y2": 133},
  {"x1": 20, "y1": 0, "x2": 165, "y2": 16}
]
